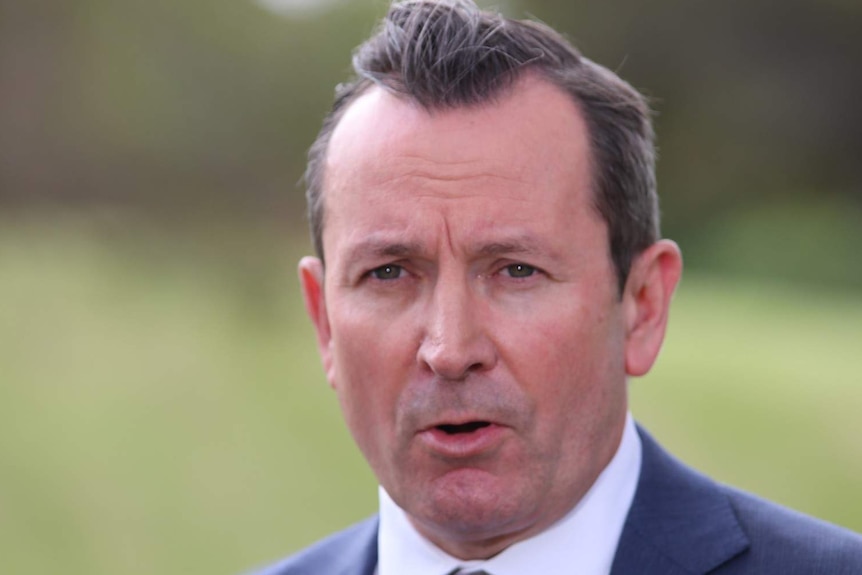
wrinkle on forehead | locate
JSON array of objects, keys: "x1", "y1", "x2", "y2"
[
  {"x1": 392, "y1": 152, "x2": 531, "y2": 183},
  {"x1": 328, "y1": 171, "x2": 539, "y2": 213},
  {"x1": 393, "y1": 169, "x2": 530, "y2": 186},
  {"x1": 333, "y1": 148, "x2": 534, "y2": 196}
]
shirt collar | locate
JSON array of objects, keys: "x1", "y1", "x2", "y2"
[{"x1": 378, "y1": 412, "x2": 642, "y2": 575}]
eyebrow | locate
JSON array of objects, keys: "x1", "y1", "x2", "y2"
[
  {"x1": 476, "y1": 239, "x2": 544, "y2": 258},
  {"x1": 342, "y1": 233, "x2": 555, "y2": 267},
  {"x1": 344, "y1": 239, "x2": 425, "y2": 263}
]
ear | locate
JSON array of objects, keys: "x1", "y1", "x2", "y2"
[
  {"x1": 622, "y1": 240, "x2": 683, "y2": 377},
  {"x1": 298, "y1": 256, "x2": 336, "y2": 388}
]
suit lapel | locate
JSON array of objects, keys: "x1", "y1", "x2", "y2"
[{"x1": 610, "y1": 427, "x2": 750, "y2": 575}]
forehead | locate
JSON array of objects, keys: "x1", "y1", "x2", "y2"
[
  {"x1": 326, "y1": 76, "x2": 591, "y2": 189},
  {"x1": 321, "y1": 76, "x2": 597, "y2": 254}
]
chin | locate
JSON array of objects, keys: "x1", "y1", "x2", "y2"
[{"x1": 413, "y1": 468, "x2": 535, "y2": 539}]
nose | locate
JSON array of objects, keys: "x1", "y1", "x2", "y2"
[{"x1": 416, "y1": 277, "x2": 497, "y2": 380}]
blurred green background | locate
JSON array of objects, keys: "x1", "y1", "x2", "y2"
[{"x1": 1, "y1": 0, "x2": 861, "y2": 573}]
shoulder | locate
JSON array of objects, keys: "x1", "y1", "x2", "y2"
[
  {"x1": 624, "y1": 426, "x2": 862, "y2": 574},
  {"x1": 721, "y1": 486, "x2": 862, "y2": 574},
  {"x1": 246, "y1": 516, "x2": 379, "y2": 575}
]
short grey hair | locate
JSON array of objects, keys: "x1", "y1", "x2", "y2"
[{"x1": 305, "y1": 0, "x2": 659, "y2": 292}]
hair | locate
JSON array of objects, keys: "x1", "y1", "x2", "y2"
[{"x1": 305, "y1": 0, "x2": 659, "y2": 293}]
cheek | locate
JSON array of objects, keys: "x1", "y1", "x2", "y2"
[
  {"x1": 506, "y1": 294, "x2": 622, "y2": 373},
  {"x1": 328, "y1": 306, "x2": 415, "y2": 462},
  {"x1": 499, "y1": 297, "x2": 626, "y2": 431}
]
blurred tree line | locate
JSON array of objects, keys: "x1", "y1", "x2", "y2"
[{"x1": 2, "y1": 0, "x2": 861, "y2": 288}]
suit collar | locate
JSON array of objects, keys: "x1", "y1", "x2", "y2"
[
  {"x1": 265, "y1": 515, "x2": 378, "y2": 575},
  {"x1": 610, "y1": 426, "x2": 750, "y2": 575},
  {"x1": 332, "y1": 516, "x2": 379, "y2": 575}
]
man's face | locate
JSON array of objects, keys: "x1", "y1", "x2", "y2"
[{"x1": 301, "y1": 77, "x2": 649, "y2": 558}]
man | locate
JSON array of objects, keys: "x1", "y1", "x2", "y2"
[{"x1": 254, "y1": 1, "x2": 862, "y2": 573}]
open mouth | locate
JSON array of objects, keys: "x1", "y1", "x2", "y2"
[
  {"x1": 422, "y1": 420, "x2": 503, "y2": 456},
  {"x1": 436, "y1": 421, "x2": 491, "y2": 434}
]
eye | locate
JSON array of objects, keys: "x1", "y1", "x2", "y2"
[
  {"x1": 370, "y1": 264, "x2": 404, "y2": 280},
  {"x1": 503, "y1": 263, "x2": 537, "y2": 278}
]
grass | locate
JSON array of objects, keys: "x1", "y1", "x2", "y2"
[{"x1": 1, "y1": 217, "x2": 860, "y2": 574}]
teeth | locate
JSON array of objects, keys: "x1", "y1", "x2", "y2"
[{"x1": 438, "y1": 421, "x2": 491, "y2": 434}]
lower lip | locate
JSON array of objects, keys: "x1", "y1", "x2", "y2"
[{"x1": 418, "y1": 424, "x2": 508, "y2": 459}]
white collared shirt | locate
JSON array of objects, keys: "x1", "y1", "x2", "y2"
[{"x1": 377, "y1": 412, "x2": 642, "y2": 575}]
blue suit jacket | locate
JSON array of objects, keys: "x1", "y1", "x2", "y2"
[{"x1": 253, "y1": 428, "x2": 862, "y2": 574}]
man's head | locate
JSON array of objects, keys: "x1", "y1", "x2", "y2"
[
  {"x1": 299, "y1": 0, "x2": 682, "y2": 561},
  {"x1": 306, "y1": 0, "x2": 659, "y2": 293}
]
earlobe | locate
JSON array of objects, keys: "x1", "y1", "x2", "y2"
[
  {"x1": 298, "y1": 256, "x2": 336, "y2": 387},
  {"x1": 623, "y1": 240, "x2": 683, "y2": 377}
]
